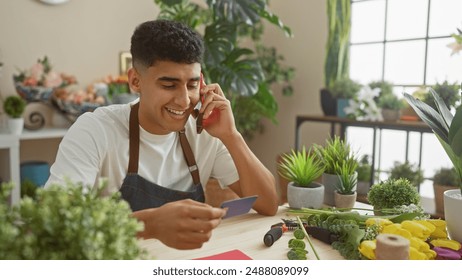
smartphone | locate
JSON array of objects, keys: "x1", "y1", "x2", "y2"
[{"x1": 196, "y1": 73, "x2": 219, "y2": 134}]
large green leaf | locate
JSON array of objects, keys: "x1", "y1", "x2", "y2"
[
  {"x1": 207, "y1": 47, "x2": 264, "y2": 96},
  {"x1": 449, "y1": 106, "x2": 462, "y2": 144},
  {"x1": 258, "y1": 8, "x2": 292, "y2": 37},
  {"x1": 207, "y1": 0, "x2": 265, "y2": 25},
  {"x1": 203, "y1": 21, "x2": 237, "y2": 66},
  {"x1": 403, "y1": 93, "x2": 449, "y2": 143},
  {"x1": 429, "y1": 87, "x2": 453, "y2": 128},
  {"x1": 436, "y1": 134, "x2": 462, "y2": 189}
]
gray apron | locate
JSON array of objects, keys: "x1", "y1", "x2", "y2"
[{"x1": 120, "y1": 102, "x2": 205, "y2": 212}]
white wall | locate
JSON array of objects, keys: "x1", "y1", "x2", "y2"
[{"x1": 0, "y1": 0, "x2": 329, "y2": 193}]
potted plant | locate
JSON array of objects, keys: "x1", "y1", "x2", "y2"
[
  {"x1": 327, "y1": 77, "x2": 362, "y2": 118},
  {"x1": 321, "y1": 0, "x2": 351, "y2": 116},
  {"x1": 433, "y1": 167, "x2": 461, "y2": 218},
  {"x1": 404, "y1": 87, "x2": 462, "y2": 242},
  {"x1": 2, "y1": 95, "x2": 26, "y2": 135},
  {"x1": 367, "y1": 178, "x2": 421, "y2": 214},
  {"x1": 278, "y1": 146, "x2": 325, "y2": 209},
  {"x1": 334, "y1": 163, "x2": 358, "y2": 209},
  {"x1": 154, "y1": 0, "x2": 295, "y2": 139},
  {"x1": 423, "y1": 80, "x2": 460, "y2": 113},
  {"x1": 368, "y1": 80, "x2": 394, "y2": 98},
  {"x1": 388, "y1": 161, "x2": 424, "y2": 190},
  {"x1": 313, "y1": 136, "x2": 358, "y2": 206},
  {"x1": 356, "y1": 154, "x2": 372, "y2": 196},
  {"x1": 377, "y1": 94, "x2": 405, "y2": 122},
  {"x1": 0, "y1": 181, "x2": 145, "y2": 259}
]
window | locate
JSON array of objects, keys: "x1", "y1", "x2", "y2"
[{"x1": 348, "y1": 0, "x2": 462, "y2": 201}]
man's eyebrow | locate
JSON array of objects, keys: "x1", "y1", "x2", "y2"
[
  {"x1": 158, "y1": 76, "x2": 180, "y2": 82},
  {"x1": 158, "y1": 76, "x2": 201, "y2": 82}
]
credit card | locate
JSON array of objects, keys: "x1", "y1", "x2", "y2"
[{"x1": 220, "y1": 195, "x2": 258, "y2": 219}]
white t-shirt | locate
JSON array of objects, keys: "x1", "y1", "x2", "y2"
[{"x1": 46, "y1": 101, "x2": 239, "y2": 195}]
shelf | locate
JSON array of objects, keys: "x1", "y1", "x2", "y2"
[{"x1": 20, "y1": 127, "x2": 68, "y2": 140}]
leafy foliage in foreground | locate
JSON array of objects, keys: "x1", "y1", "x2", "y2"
[{"x1": 0, "y1": 181, "x2": 145, "y2": 260}]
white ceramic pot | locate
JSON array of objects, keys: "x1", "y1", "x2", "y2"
[
  {"x1": 8, "y1": 118, "x2": 24, "y2": 135},
  {"x1": 287, "y1": 182, "x2": 324, "y2": 209},
  {"x1": 444, "y1": 189, "x2": 462, "y2": 243}
]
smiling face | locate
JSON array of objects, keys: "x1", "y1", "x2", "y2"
[{"x1": 128, "y1": 60, "x2": 201, "y2": 134}]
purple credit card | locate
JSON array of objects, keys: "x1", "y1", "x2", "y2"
[{"x1": 220, "y1": 195, "x2": 258, "y2": 219}]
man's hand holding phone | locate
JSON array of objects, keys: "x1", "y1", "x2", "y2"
[{"x1": 196, "y1": 74, "x2": 238, "y2": 139}]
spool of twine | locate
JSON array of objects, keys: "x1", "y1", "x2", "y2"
[{"x1": 375, "y1": 233, "x2": 410, "y2": 260}]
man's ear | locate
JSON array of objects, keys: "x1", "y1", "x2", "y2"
[{"x1": 128, "y1": 67, "x2": 141, "y2": 93}]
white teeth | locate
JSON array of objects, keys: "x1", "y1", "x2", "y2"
[{"x1": 166, "y1": 108, "x2": 185, "y2": 115}]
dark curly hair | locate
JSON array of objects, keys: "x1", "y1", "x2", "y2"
[{"x1": 130, "y1": 19, "x2": 204, "y2": 69}]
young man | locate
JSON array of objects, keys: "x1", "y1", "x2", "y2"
[{"x1": 46, "y1": 19, "x2": 278, "y2": 249}]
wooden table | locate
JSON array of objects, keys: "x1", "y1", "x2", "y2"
[{"x1": 138, "y1": 206, "x2": 346, "y2": 260}]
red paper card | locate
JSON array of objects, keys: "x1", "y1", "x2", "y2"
[{"x1": 194, "y1": 249, "x2": 252, "y2": 260}]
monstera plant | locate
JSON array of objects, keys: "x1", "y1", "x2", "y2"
[{"x1": 153, "y1": 0, "x2": 295, "y2": 139}]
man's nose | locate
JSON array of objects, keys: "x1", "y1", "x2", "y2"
[{"x1": 174, "y1": 86, "x2": 191, "y2": 107}]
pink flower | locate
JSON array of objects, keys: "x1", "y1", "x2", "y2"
[
  {"x1": 44, "y1": 71, "x2": 63, "y2": 88},
  {"x1": 30, "y1": 63, "x2": 44, "y2": 81}
]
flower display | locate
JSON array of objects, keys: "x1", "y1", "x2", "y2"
[
  {"x1": 447, "y1": 27, "x2": 462, "y2": 56},
  {"x1": 13, "y1": 56, "x2": 76, "y2": 102},
  {"x1": 343, "y1": 85, "x2": 383, "y2": 121},
  {"x1": 13, "y1": 56, "x2": 76, "y2": 88}
]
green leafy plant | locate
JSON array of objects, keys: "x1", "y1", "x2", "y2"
[
  {"x1": 0, "y1": 181, "x2": 145, "y2": 259},
  {"x1": 433, "y1": 167, "x2": 461, "y2": 187},
  {"x1": 324, "y1": 0, "x2": 351, "y2": 89},
  {"x1": 356, "y1": 155, "x2": 371, "y2": 182},
  {"x1": 367, "y1": 178, "x2": 421, "y2": 210},
  {"x1": 377, "y1": 94, "x2": 405, "y2": 110},
  {"x1": 403, "y1": 87, "x2": 462, "y2": 193},
  {"x1": 328, "y1": 77, "x2": 361, "y2": 99},
  {"x1": 389, "y1": 161, "x2": 424, "y2": 188},
  {"x1": 278, "y1": 146, "x2": 324, "y2": 187},
  {"x1": 3, "y1": 95, "x2": 26, "y2": 118},
  {"x1": 154, "y1": 0, "x2": 295, "y2": 139},
  {"x1": 336, "y1": 163, "x2": 358, "y2": 195},
  {"x1": 423, "y1": 81, "x2": 460, "y2": 112},
  {"x1": 313, "y1": 136, "x2": 358, "y2": 175},
  {"x1": 368, "y1": 80, "x2": 394, "y2": 97}
]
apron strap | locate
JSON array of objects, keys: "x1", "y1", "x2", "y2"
[
  {"x1": 127, "y1": 102, "x2": 201, "y2": 185},
  {"x1": 128, "y1": 102, "x2": 140, "y2": 173},
  {"x1": 178, "y1": 129, "x2": 201, "y2": 185}
]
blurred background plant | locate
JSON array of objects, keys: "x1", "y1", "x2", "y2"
[
  {"x1": 447, "y1": 26, "x2": 462, "y2": 55},
  {"x1": 389, "y1": 161, "x2": 424, "y2": 189},
  {"x1": 153, "y1": 0, "x2": 295, "y2": 139},
  {"x1": 422, "y1": 80, "x2": 460, "y2": 112}
]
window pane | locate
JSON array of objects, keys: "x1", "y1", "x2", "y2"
[
  {"x1": 379, "y1": 130, "x2": 407, "y2": 171},
  {"x1": 351, "y1": 0, "x2": 385, "y2": 43},
  {"x1": 350, "y1": 43, "x2": 383, "y2": 84},
  {"x1": 426, "y1": 38, "x2": 462, "y2": 84},
  {"x1": 384, "y1": 40, "x2": 426, "y2": 85},
  {"x1": 386, "y1": 0, "x2": 428, "y2": 40},
  {"x1": 429, "y1": 0, "x2": 462, "y2": 37}
]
